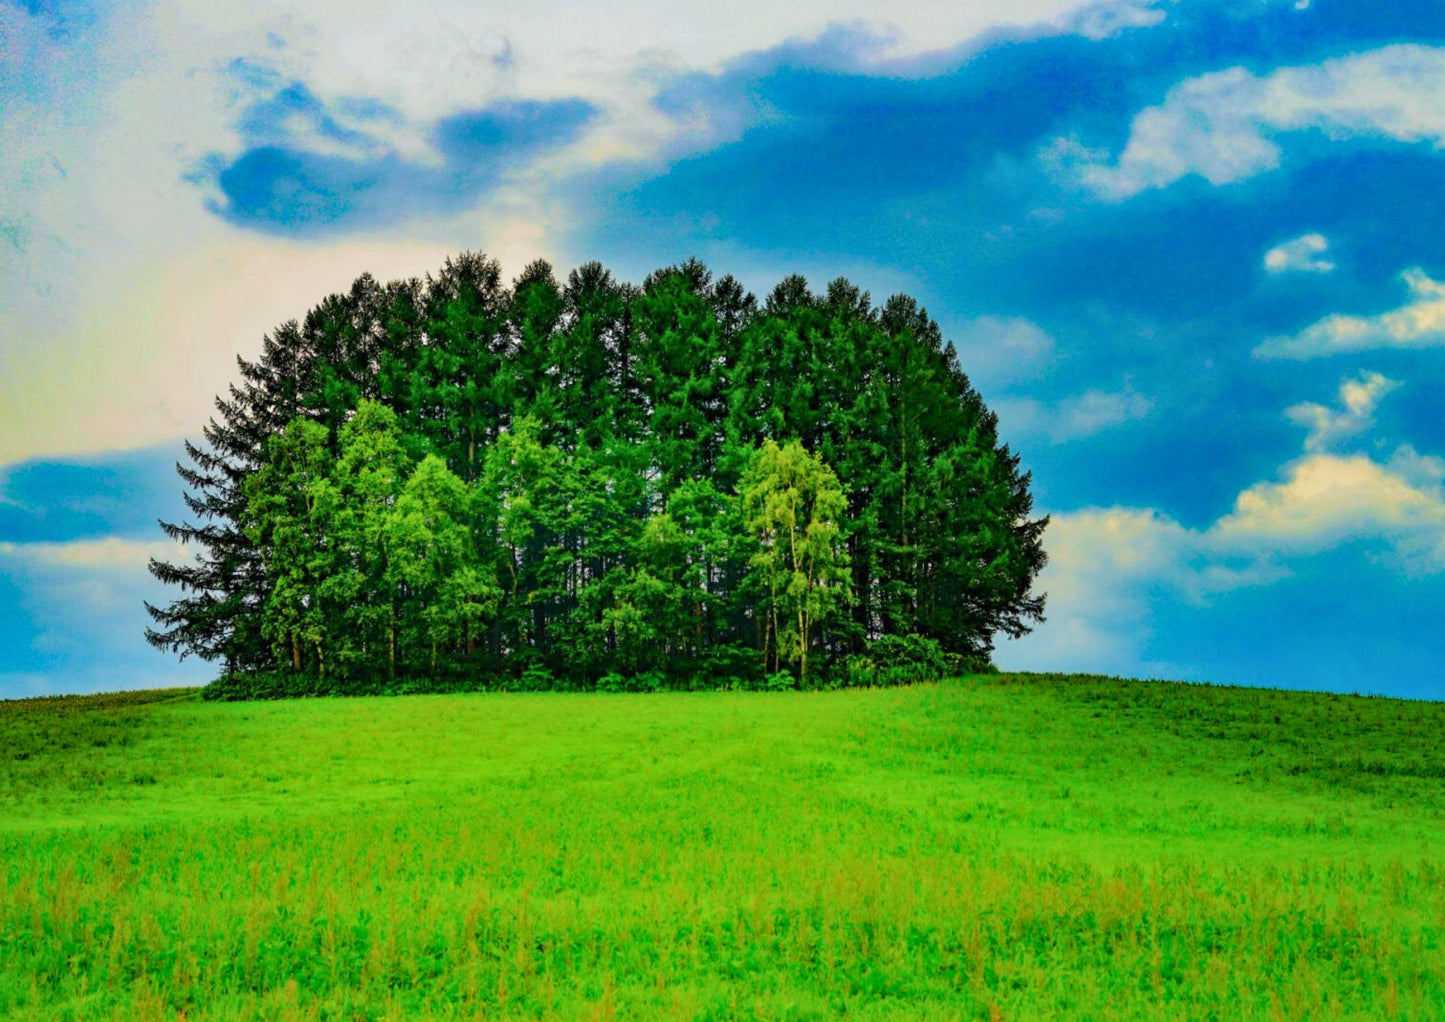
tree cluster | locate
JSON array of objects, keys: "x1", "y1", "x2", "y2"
[{"x1": 147, "y1": 255, "x2": 1047, "y2": 696}]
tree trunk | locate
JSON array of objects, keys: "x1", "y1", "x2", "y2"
[{"x1": 799, "y1": 607, "x2": 808, "y2": 682}]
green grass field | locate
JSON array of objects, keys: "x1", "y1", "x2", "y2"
[{"x1": 2, "y1": 675, "x2": 1443, "y2": 1020}]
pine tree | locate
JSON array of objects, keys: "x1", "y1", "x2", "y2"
[{"x1": 149, "y1": 253, "x2": 1048, "y2": 696}]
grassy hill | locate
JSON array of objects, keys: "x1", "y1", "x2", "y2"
[{"x1": 2, "y1": 674, "x2": 1443, "y2": 1019}]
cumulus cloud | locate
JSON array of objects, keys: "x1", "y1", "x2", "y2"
[
  {"x1": 997, "y1": 507, "x2": 1200, "y2": 672},
  {"x1": 1264, "y1": 232, "x2": 1334, "y2": 274},
  {"x1": 1065, "y1": 0, "x2": 1166, "y2": 42},
  {"x1": 1214, "y1": 453, "x2": 1445, "y2": 570},
  {"x1": 1284, "y1": 370, "x2": 1398, "y2": 451},
  {"x1": 1255, "y1": 267, "x2": 1445, "y2": 359},
  {"x1": 1389, "y1": 443, "x2": 1445, "y2": 493},
  {"x1": 1073, "y1": 44, "x2": 1445, "y2": 199},
  {"x1": 1001, "y1": 375, "x2": 1445, "y2": 673},
  {"x1": 1005, "y1": 452, "x2": 1445, "y2": 672}
]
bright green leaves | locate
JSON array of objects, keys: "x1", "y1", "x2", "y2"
[
  {"x1": 242, "y1": 402, "x2": 501, "y2": 683},
  {"x1": 242, "y1": 417, "x2": 333, "y2": 675},
  {"x1": 159, "y1": 253, "x2": 1048, "y2": 693},
  {"x1": 740, "y1": 439, "x2": 853, "y2": 682},
  {"x1": 390, "y1": 455, "x2": 500, "y2": 670}
]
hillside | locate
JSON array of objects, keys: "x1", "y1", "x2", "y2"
[{"x1": 2, "y1": 675, "x2": 1443, "y2": 1019}]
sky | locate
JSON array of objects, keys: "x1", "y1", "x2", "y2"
[{"x1": 3, "y1": 0, "x2": 1445, "y2": 700}]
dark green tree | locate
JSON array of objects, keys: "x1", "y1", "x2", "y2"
[{"x1": 149, "y1": 253, "x2": 1047, "y2": 698}]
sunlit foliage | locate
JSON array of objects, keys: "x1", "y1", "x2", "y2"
[{"x1": 147, "y1": 256, "x2": 1047, "y2": 694}]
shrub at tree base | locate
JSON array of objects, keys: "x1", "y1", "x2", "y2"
[{"x1": 147, "y1": 255, "x2": 1048, "y2": 697}]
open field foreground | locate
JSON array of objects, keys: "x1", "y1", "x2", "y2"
[{"x1": 2, "y1": 675, "x2": 1444, "y2": 1020}]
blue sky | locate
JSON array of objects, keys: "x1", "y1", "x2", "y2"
[{"x1": 4, "y1": 0, "x2": 1445, "y2": 698}]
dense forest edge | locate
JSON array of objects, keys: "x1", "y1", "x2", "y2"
[{"x1": 144, "y1": 254, "x2": 1048, "y2": 699}]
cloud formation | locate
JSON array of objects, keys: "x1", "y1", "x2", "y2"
[
  {"x1": 0, "y1": 535, "x2": 204, "y2": 697},
  {"x1": 1284, "y1": 370, "x2": 1398, "y2": 451},
  {"x1": 1005, "y1": 450, "x2": 1445, "y2": 675},
  {"x1": 1002, "y1": 377, "x2": 1445, "y2": 677},
  {"x1": 0, "y1": 537, "x2": 185, "y2": 572},
  {"x1": 1215, "y1": 451, "x2": 1445, "y2": 568},
  {"x1": 197, "y1": 60, "x2": 597, "y2": 235},
  {"x1": 1255, "y1": 268, "x2": 1445, "y2": 358},
  {"x1": 1076, "y1": 45, "x2": 1445, "y2": 199},
  {"x1": 952, "y1": 316, "x2": 1057, "y2": 387},
  {"x1": 997, "y1": 381, "x2": 1153, "y2": 443},
  {"x1": 1264, "y1": 232, "x2": 1334, "y2": 274}
]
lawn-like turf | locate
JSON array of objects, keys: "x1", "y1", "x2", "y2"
[{"x1": 1, "y1": 674, "x2": 1443, "y2": 1019}]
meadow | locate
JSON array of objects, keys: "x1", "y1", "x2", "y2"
[{"x1": 2, "y1": 674, "x2": 1443, "y2": 1020}]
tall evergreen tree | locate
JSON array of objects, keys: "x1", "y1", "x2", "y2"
[{"x1": 149, "y1": 253, "x2": 1048, "y2": 697}]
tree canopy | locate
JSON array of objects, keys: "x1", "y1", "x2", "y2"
[{"x1": 147, "y1": 254, "x2": 1048, "y2": 696}]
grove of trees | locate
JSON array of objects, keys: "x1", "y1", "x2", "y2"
[{"x1": 146, "y1": 254, "x2": 1047, "y2": 696}]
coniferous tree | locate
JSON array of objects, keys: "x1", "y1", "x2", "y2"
[{"x1": 148, "y1": 252, "x2": 1048, "y2": 697}]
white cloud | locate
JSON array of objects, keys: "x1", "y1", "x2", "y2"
[
  {"x1": 1052, "y1": 385, "x2": 1154, "y2": 440},
  {"x1": 1067, "y1": 1, "x2": 1166, "y2": 41},
  {"x1": 1389, "y1": 443, "x2": 1445, "y2": 493},
  {"x1": 1072, "y1": 45, "x2": 1445, "y2": 199},
  {"x1": 999, "y1": 375, "x2": 1445, "y2": 674},
  {"x1": 0, "y1": 538, "x2": 187, "y2": 572},
  {"x1": 996, "y1": 379, "x2": 1152, "y2": 443},
  {"x1": 951, "y1": 315, "x2": 1057, "y2": 386},
  {"x1": 1284, "y1": 369, "x2": 1398, "y2": 451},
  {"x1": 1264, "y1": 232, "x2": 1335, "y2": 274},
  {"x1": 179, "y1": 0, "x2": 1105, "y2": 124},
  {"x1": 1214, "y1": 453, "x2": 1445, "y2": 569},
  {"x1": 1069, "y1": 0, "x2": 1167, "y2": 41},
  {"x1": 0, "y1": 0, "x2": 1116, "y2": 468},
  {"x1": 0, "y1": 536, "x2": 206, "y2": 698},
  {"x1": 1255, "y1": 267, "x2": 1445, "y2": 359},
  {"x1": 997, "y1": 507, "x2": 1202, "y2": 673},
  {"x1": 1002, "y1": 452, "x2": 1445, "y2": 673}
]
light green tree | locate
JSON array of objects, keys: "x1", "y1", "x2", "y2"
[
  {"x1": 389, "y1": 455, "x2": 501, "y2": 673},
  {"x1": 322, "y1": 399, "x2": 410, "y2": 677},
  {"x1": 739, "y1": 439, "x2": 852, "y2": 682},
  {"x1": 241, "y1": 416, "x2": 333, "y2": 675}
]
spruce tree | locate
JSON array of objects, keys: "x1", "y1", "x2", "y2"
[{"x1": 148, "y1": 252, "x2": 1048, "y2": 696}]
